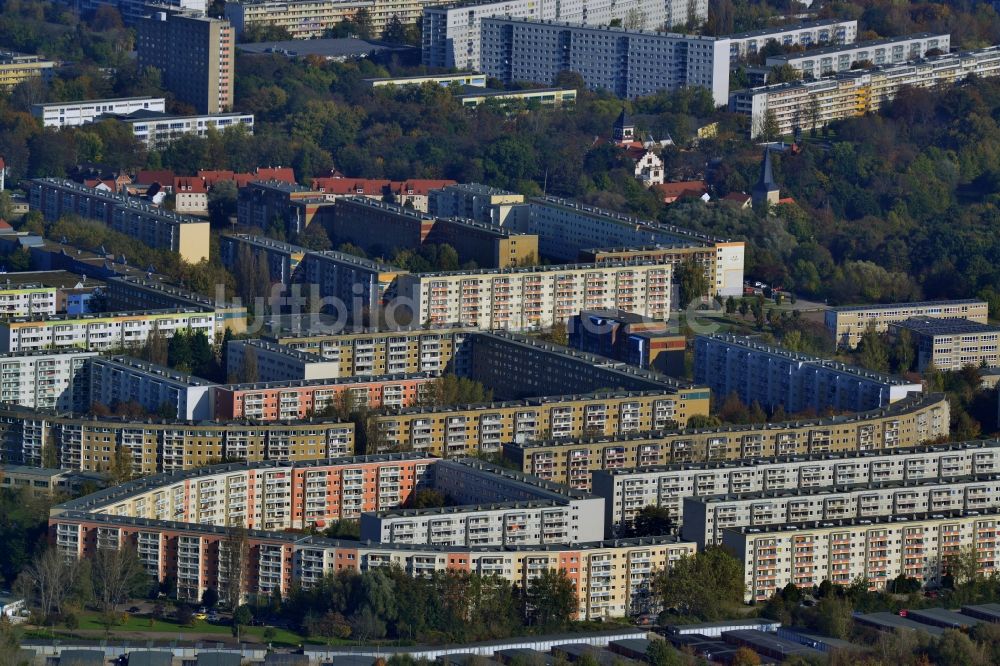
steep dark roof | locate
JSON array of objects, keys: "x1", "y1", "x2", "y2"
[
  {"x1": 755, "y1": 148, "x2": 778, "y2": 191},
  {"x1": 614, "y1": 108, "x2": 633, "y2": 129}
]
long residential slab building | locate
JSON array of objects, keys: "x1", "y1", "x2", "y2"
[
  {"x1": 825, "y1": 299, "x2": 989, "y2": 349},
  {"x1": 683, "y1": 473, "x2": 1000, "y2": 548},
  {"x1": 763, "y1": 33, "x2": 949, "y2": 79},
  {"x1": 591, "y1": 439, "x2": 1000, "y2": 530},
  {"x1": 479, "y1": 18, "x2": 731, "y2": 105},
  {"x1": 505, "y1": 393, "x2": 951, "y2": 488},
  {"x1": 29, "y1": 178, "x2": 211, "y2": 263},
  {"x1": 422, "y1": 0, "x2": 708, "y2": 72},
  {"x1": 724, "y1": 508, "x2": 1000, "y2": 602},
  {"x1": 0, "y1": 403, "x2": 355, "y2": 472},
  {"x1": 429, "y1": 186, "x2": 746, "y2": 297},
  {"x1": 725, "y1": 19, "x2": 858, "y2": 61},
  {"x1": 731, "y1": 46, "x2": 1000, "y2": 138},
  {"x1": 50, "y1": 455, "x2": 695, "y2": 618},
  {"x1": 694, "y1": 333, "x2": 923, "y2": 414}
]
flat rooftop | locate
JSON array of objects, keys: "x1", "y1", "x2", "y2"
[
  {"x1": 725, "y1": 506, "x2": 1000, "y2": 536},
  {"x1": 698, "y1": 333, "x2": 921, "y2": 386},
  {"x1": 890, "y1": 316, "x2": 1000, "y2": 336},
  {"x1": 725, "y1": 18, "x2": 854, "y2": 41},
  {"x1": 237, "y1": 38, "x2": 414, "y2": 59},
  {"x1": 508, "y1": 392, "x2": 946, "y2": 451},
  {"x1": 0, "y1": 270, "x2": 100, "y2": 289},
  {"x1": 829, "y1": 298, "x2": 986, "y2": 313},
  {"x1": 766, "y1": 32, "x2": 947, "y2": 62}
]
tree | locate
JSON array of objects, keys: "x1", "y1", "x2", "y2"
[
  {"x1": 857, "y1": 325, "x2": 890, "y2": 374},
  {"x1": 932, "y1": 628, "x2": 986, "y2": 666},
  {"x1": 654, "y1": 547, "x2": 744, "y2": 621},
  {"x1": 202, "y1": 587, "x2": 219, "y2": 609},
  {"x1": 892, "y1": 328, "x2": 915, "y2": 373},
  {"x1": 352, "y1": 8, "x2": 374, "y2": 39},
  {"x1": 18, "y1": 548, "x2": 77, "y2": 622},
  {"x1": 381, "y1": 15, "x2": 407, "y2": 43},
  {"x1": 208, "y1": 180, "x2": 238, "y2": 227},
  {"x1": 758, "y1": 108, "x2": 780, "y2": 142},
  {"x1": 524, "y1": 569, "x2": 575, "y2": 630},
  {"x1": 730, "y1": 648, "x2": 760, "y2": 666},
  {"x1": 109, "y1": 444, "x2": 134, "y2": 484},
  {"x1": 629, "y1": 505, "x2": 673, "y2": 537},
  {"x1": 645, "y1": 639, "x2": 686, "y2": 666},
  {"x1": 676, "y1": 260, "x2": 709, "y2": 308},
  {"x1": 175, "y1": 602, "x2": 194, "y2": 627},
  {"x1": 222, "y1": 526, "x2": 250, "y2": 607},
  {"x1": 91, "y1": 545, "x2": 149, "y2": 615},
  {"x1": 298, "y1": 222, "x2": 332, "y2": 251},
  {"x1": 232, "y1": 604, "x2": 252, "y2": 639}
]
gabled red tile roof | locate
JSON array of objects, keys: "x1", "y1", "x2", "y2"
[
  {"x1": 312, "y1": 178, "x2": 391, "y2": 195},
  {"x1": 136, "y1": 170, "x2": 175, "y2": 185},
  {"x1": 390, "y1": 179, "x2": 458, "y2": 196},
  {"x1": 723, "y1": 192, "x2": 751, "y2": 202},
  {"x1": 84, "y1": 178, "x2": 117, "y2": 190},
  {"x1": 198, "y1": 170, "x2": 235, "y2": 186},
  {"x1": 174, "y1": 177, "x2": 207, "y2": 193},
  {"x1": 0, "y1": 219, "x2": 13, "y2": 231},
  {"x1": 653, "y1": 181, "x2": 708, "y2": 200},
  {"x1": 312, "y1": 177, "x2": 458, "y2": 197},
  {"x1": 255, "y1": 167, "x2": 296, "y2": 183}
]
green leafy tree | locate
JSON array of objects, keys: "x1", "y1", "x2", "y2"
[
  {"x1": 524, "y1": 569, "x2": 576, "y2": 630},
  {"x1": 654, "y1": 547, "x2": 744, "y2": 620},
  {"x1": 676, "y1": 260, "x2": 709, "y2": 307}
]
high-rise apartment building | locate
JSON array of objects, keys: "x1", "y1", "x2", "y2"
[
  {"x1": 694, "y1": 334, "x2": 923, "y2": 414},
  {"x1": 479, "y1": 18, "x2": 731, "y2": 105},
  {"x1": 422, "y1": 0, "x2": 708, "y2": 72},
  {"x1": 137, "y1": 11, "x2": 234, "y2": 114}
]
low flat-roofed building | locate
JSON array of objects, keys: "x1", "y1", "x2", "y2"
[
  {"x1": 0, "y1": 51, "x2": 56, "y2": 90},
  {"x1": 721, "y1": 630, "x2": 825, "y2": 663},
  {"x1": 825, "y1": 299, "x2": 988, "y2": 348},
  {"x1": 906, "y1": 608, "x2": 983, "y2": 629},
  {"x1": 961, "y1": 602, "x2": 1000, "y2": 622},
  {"x1": 31, "y1": 97, "x2": 166, "y2": 128},
  {"x1": 569, "y1": 309, "x2": 686, "y2": 375},
  {"x1": 0, "y1": 465, "x2": 107, "y2": 496},
  {"x1": 665, "y1": 618, "x2": 781, "y2": 637},
  {"x1": 854, "y1": 612, "x2": 946, "y2": 636},
  {"x1": 889, "y1": 317, "x2": 1000, "y2": 372},
  {"x1": 367, "y1": 73, "x2": 487, "y2": 88},
  {"x1": 455, "y1": 87, "x2": 577, "y2": 108}
]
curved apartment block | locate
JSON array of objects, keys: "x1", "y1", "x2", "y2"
[
  {"x1": 505, "y1": 393, "x2": 950, "y2": 488},
  {"x1": 49, "y1": 454, "x2": 695, "y2": 619}
]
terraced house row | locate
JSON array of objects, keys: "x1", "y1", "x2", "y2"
[
  {"x1": 591, "y1": 439, "x2": 1000, "y2": 528},
  {"x1": 0, "y1": 405, "x2": 354, "y2": 473},
  {"x1": 505, "y1": 393, "x2": 951, "y2": 489}
]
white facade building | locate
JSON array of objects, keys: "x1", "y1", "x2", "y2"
[
  {"x1": 226, "y1": 339, "x2": 342, "y2": 382},
  {"x1": 422, "y1": 0, "x2": 708, "y2": 71},
  {"x1": 731, "y1": 46, "x2": 1000, "y2": 138},
  {"x1": 591, "y1": 438, "x2": 988, "y2": 528},
  {"x1": 30, "y1": 97, "x2": 166, "y2": 128},
  {"x1": 765, "y1": 33, "x2": 950, "y2": 79},
  {"x1": 0, "y1": 284, "x2": 57, "y2": 317},
  {"x1": 0, "y1": 310, "x2": 216, "y2": 353},
  {"x1": 394, "y1": 261, "x2": 671, "y2": 331},
  {"x1": 726, "y1": 19, "x2": 858, "y2": 61},
  {"x1": 723, "y1": 508, "x2": 1000, "y2": 602},
  {"x1": 88, "y1": 356, "x2": 216, "y2": 420},
  {"x1": 113, "y1": 112, "x2": 254, "y2": 148},
  {"x1": 0, "y1": 349, "x2": 98, "y2": 411},
  {"x1": 480, "y1": 19, "x2": 731, "y2": 105},
  {"x1": 684, "y1": 475, "x2": 1000, "y2": 547}
]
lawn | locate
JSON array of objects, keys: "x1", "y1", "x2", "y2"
[{"x1": 28, "y1": 610, "x2": 311, "y2": 647}]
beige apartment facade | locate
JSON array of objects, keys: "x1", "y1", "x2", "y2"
[
  {"x1": 506, "y1": 394, "x2": 951, "y2": 489},
  {"x1": 826, "y1": 299, "x2": 989, "y2": 349},
  {"x1": 723, "y1": 508, "x2": 1000, "y2": 602}
]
